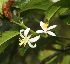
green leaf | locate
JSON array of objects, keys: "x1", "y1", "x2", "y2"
[
  {"x1": 54, "y1": 0, "x2": 70, "y2": 8},
  {"x1": 63, "y1": 16, "x2": 70, "y2": 25},
  {"x1": 54, "y1": 8, "x2": 69, "y2": 17},
  {"x1": 45, "y1": 6, "x2": 61, "y2": 21},
  {"x1": 14, "y1": 0, "x2": 53, "y2": 12},
  {"x1": 13, "y1": 0, "x2": 69, "y2": 21},
  {"x1": 61, "y1": 54, "x2": 70, "y2": 64},
  {"x1": 0, "y1": 41, "x2": 10, "y2": 53},
  {"x1": 0, "y1": 31, "x2": 19, "y2": 53},
  {"x1": 0, "y1": 31, "x2": 19, "y2": 45}
]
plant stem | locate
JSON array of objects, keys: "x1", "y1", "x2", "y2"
[
  {"x1": 12, "y1": 20, "x2": 36, "y2": 35},
  {"x1": 38, "y1": 45, "x2": 70, "y2": 64}
]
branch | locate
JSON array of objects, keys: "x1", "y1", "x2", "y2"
[
  {"x1": 39, "y1": 45, "x2": 70, "y2": 64},
  {"x1": 12, "y1": 21, "x2": 36, "y2": 35}
]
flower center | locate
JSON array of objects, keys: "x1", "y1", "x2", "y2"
[
  {"x1": 19, "y1": 35, "x2": 31, "y2": 47},
  {"x1": 42, "y1": 23, "x2": 48, "y2": 28},
  {"x1": 19, "y1": 37, "x2": 29, "y2": 46},
  {"x1": 24, "y1": 37, "x2": 29, "y2": 43},
  {"x1": 23, "y1": 35, "x2": 31, "y2": 46}
]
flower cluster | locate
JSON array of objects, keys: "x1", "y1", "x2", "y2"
[{"x1": 19, "y1": 21, "x2": 57, "y2": 48}]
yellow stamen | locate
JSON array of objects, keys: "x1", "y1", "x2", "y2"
[
  {"x1": 42, "y1": 23, "x2": 48, "y2": 28},
  {"x1": 19, "y1": 34, "x2": 32, "y2": 47},
  {"x1": 19, "y1": 39, "x2": 24, "y2": 46},
  {"x1": 19, "y1": 38, "x2": 27, "y2": 47}
]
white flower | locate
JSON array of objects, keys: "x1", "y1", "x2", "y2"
[
  {"x1": 19, "y1": 28, "x2": 40, "y2": 48},
  {"x1": 36, "y1": 21, "x2": 57, "y2": 36},
  {"x1": 51, "y1": 0, "x2": 60, "y2": 3}
]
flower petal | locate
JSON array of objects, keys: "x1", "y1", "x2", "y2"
[
  {"x1": 47, "y1": 25, "x2": 57, "y2": 30},
  {"x1": 28, "y1": 42, "x2": 36, "y2": 48},
  {"x1": 36, "y1": 30, "x2": 44, "y2": 33},
  {"x1": 47, "y1": 31, "x2": 56, "y2": 36},
  {"x1": 24, "y1": 28, "x2": 30, "y2": 37},
  {"x1": 20, "y1": 29, "x2": 24, "y2": 38},
  {"x1": 40, "y1": 21, "x2": 44, "y2": 27},
  {"x1": 29, "y1": 35, "x2": 40, "y2": 43},
  {"x1": 40, "y1": 21, "x2": 48, "y2": 31}
]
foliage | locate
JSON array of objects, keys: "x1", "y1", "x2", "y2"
[{"x1": 0, "y1": 0, "x2": 70, "y2": 64}]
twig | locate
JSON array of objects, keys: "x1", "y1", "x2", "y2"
[
  {"x1": 12, "y1": 20, "x2": 36, "y2": 36},
  {"x1": 57, "y1": 36, "x2": 70, "y2": 40},
  {"x1": 39, "y1": 45, "x2": 70, "y2": 64}
]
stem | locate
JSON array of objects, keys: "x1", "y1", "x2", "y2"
[
  {"x1": 12, "y1": 20, "x2": 36, "y2": 35},
  {"x1": 57, "y1": 36, "x2": 70, "y2": 40},
  {"x1": 38, "y1": 45, "x2": 70, "y2": 64}
]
